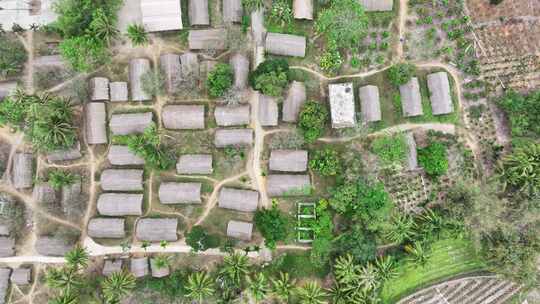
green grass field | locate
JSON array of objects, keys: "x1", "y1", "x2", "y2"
[{"x1": 380, "y1": 237, "x2": 486, "y2": 304}]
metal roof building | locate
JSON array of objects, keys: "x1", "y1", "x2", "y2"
[
  {"x1": 218, "y1": 188, "x2": 259, "y2": 212},
  {"x1": 283, "y1": 81, "x2": 306, "y2": 122},
  {"x1": 160, "y1": 54, "x2": 182, "y2": 94},
  {"x1": 162, "y1": 105, "x2": 205, "y2": 130},
  {"x1": 97, "y1": 193, "x2": 143, "y2": 216},
  {"x1": 329, "y1": 83, "x2": 356, "y2": 128},
  {"x1": 230, "y1": 53, "x2": 249, "y2": 90},
  {"x1": 129, "y1": 58, "x2": 152, "y2": 101},
  {"x1": 0, "y1": 238, "x2": 14, "y2": 257},
  {"x1": 110, "y1": 82, "x2": 129, "y2": 102},
  {"x1": 227, "y1": 220, "x2": 253, "y2": 241},
  {"x1": 46, "y1": 143, "x2": 82, "y2": 163},
  {"x1": 159, "y1": 182, "x2": 202, "y2": 204},
  {"x1": 100, "y1": 169, "x2": 144, "y2": 192},
  {"x1": 150, "y1": 258, "x2": 170, "y2": 278},
  {"x1": 109, "y1": 112, "x2": 153, "y2": 135},
  {"x1": 88, "y1": 218, "x2": 126, "y2": 239},
  {"x1": 293, "y1": 0, "x2": 313, "y2": 20},
  {"x1": 0, "y1": 268, "x2": 10, "y2": 304},
  {"x1": 102, "y1": 260, "x2": 123, "y2": 276},
  {"x1": 90, "y1": 77, "x2": 109, "y2": 101},
  {"x1": 267, "y1": 174, "x2": 311, "y2": 197},
  {"x1": 259, "y1": 95, "x2": 278, "y2": 127},
  {"x1": 265, "y1": 33, "x2": 306, "y2": 57},
  {"x1": 12, "y1": 153, "x2": 32, "y2": 190},
  {"x1": 359, "y1": 85, "x2": 382, "y2": 123},
  {"x1": 359, "y1": 0, "x2": 393, "y2": 12},
  {"x1": 189, "y1": 29, "x2": 227, "y2": 50},
  {"x1": 140, "y1": 0, "x2": 183, "y2": 32},
  {"x1": 85, "y1": 102, "x2": 107, "y2": 145},
  {"x1": 176, "y1": 154, "x2": 213, "y2": 174},
  {"x1": 400, "y1": 77, "x2": 423, "y2": 117},
  {"x1": 189, "y1": 0, "x2": 209, "y2": 26},
  {"x1": 427, "y1": 72, "x2": 453, "y2": 115},
  {"x1": 136, "y1": 218, "x2": 178, "y2": 241},
  {"x1": 32, "y1": 183, "x2": 56, "y2": 204},
  {"x1": 131, "y1": 257, "x2": 149, "y2": 278},
  {"x1": 223, "y1": 0, "x2": 243, "y2": 23},
  {"x1": 214, "y1": 129, "x2": 253, "y2": 147},
  {"x1": 405, "y1": 132, "x2": 418, "y2": 171},
  {"x1": 34, "y1": 237, "x2": 73, "y2": 256},
  {"x1": 108, "y1": 145, "x2": 145, "y2": 166},
  {"x1": 269, "y1": 150, "x2": 308, "y2": 172},
  {"x1": 10, "y1": 268, "x2": 31, "y2": 285},
  {"x1": 214, "y1": 105, "x2": 251, "y2": 126}
]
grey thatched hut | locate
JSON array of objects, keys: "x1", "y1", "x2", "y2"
[
  {"x1": 160, "y1": 54, "x2": 182, "y2": 94},
  {"x1": 181, "y1": 52, "x2": 200, "y2": 79},
  {"x1": 0, "y1": 225, "x2": 9, "y2": 236},
  {"x1": 218, "y1": 188, "x2": 259, "y2": 212},
  {"x1": 400, "y1": 77, "x2": 423, "y2": 117},
  {"x1": 129, "y1": 58, "x2": 152, "y2": 101},
  {"x1": 259, "y1": 95, "x2": 278, "y2": 127},
  {"x1": 223, "y1": 0, "x2": 243, "y2": 23},
  {"x1": 35, "y1": 237, "x2": 73, "y2": 256},
  {"x1": 230, "y1": 53, "x2": 249, "y2": 90},
  {"x1": 97, "y1": 193, "x2": 143, "y2": 216},
  {"x1": 269, "y1": 150, "x2": 308, "y2": 172},
  {"x1": 108, "y1": 145, "x2": 145, "y2": 166},
  {"x1": 90, "y1": 77, "x2": 109, "y2": 101},
  {"x1": 100, "y1": 169, "x2": 144, "y2": 191},
  {"x1": 267, "y1": 174, "x2": 311, "y2": 197},
  {"x1": 215, "y1": 105, "x2": 250, "y2": 126},
  {"x1": 102, "y1": 260, "x2": 123, "y2": 276},
  {"x1": 329, "y1": 83, "x2": 356, "y2": 128},
  {"x1": 405, "y1": 132, "x2": 418, "y2": 170},
  {"x1": 0, "y1": 82, "x2": 17, "y2": 101},
  {"x1": 227, "y1": 220, "x2": 253, "y2": 241},
  {"x1": 136, "y1": 218, "x2": 178, "y2": 241},
  {"x1": 214, "y1": 129, "x2": 253, "y2": 147},
  {"x1": 88, "y1": 218, "x2": 126, "y2": 239},
  {"x1": 110, "y1": 112, "x2": 153, "y2": 136},
  {"x1": 159, "y1": 182, "x2": 202, "y2": 204},
  {"x1": 176, "y1": 154, "x2": 213, "y2": 174},
  {"x1": 12, "y1": 153, "x2": 32, "y2": 189},
  {"x1": 293, "y1": 0, "x2": 313, "y2": 20},
  {"x1": 150, "y1": 258, "x2": 170, "y2": 278},
  {"x1": 85, "y1": 102, "x2": 107, "y2": 145},
  {"x1": 47, "y1": 142, "x2": 82, "y2": 163},
  {"x1": 360, "y1": 0, "x2": 393, "y2": 11},
  {"x1": 131, "y1": 258, "x2": 149, "y2": 278},
  {"x1": 265, "y1": 33, "x2": 306, "y2": 57},
  {"x1": 0, "y1": 238, "x2": 14, "y2": 257},
  {"x1": 189, "y1": 0, "x2": 209, "y2": 26},
  {"x1": 109, "y1": 82, "x2": 129, "y2": 102},
  {"x1": 162, "y1": 105, "x2": 205, "y2": 130},
  {"x1": 10, "y1": 268, "x2": 31, "y2": 285},
  {"x1": 32, "y1": 183, "x2": 56, "y2": 204},
  {"x1": 427, "y1": 72, "x2": 453, "y2": 115},
  {"x1": 189, "y1": 29, "x2": 227, "y2": 50},
  {"x1": 359, "y1": 85, "x2": 382, "y2": 123},
  {"x1": 0, "y1": 268, "x2": 11, "y2": 303},
  {"x1": 283, "y1": 81, "x2": 306, "y2": 122},
  {"x1": 61, "y1": 180, "x2": 81, "y2": 216}
]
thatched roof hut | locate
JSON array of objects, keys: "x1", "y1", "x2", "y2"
[
  {"x1": 136, "y1": 218, "x2": 178, "y2": 241},
  {"x1": 400, "y1": 77, "x2": 423, "y2": 117},
  {"x1": 90, "y1": 77, "x2": 109, "y2": 101},
  {"x1": 0, "y1": 225, "x2": 9, "y2": 236},
  {"x1": 223, "y1": 0, "x2": 243, "y2": 23},
  {"x1": 267, "y1": 174, "x2": 311, "y2": 197},
  {"x1": 0, "y1": 238, "x2": 14, "y2": 257},
  {"x1": 427, "y1": 72, "x2": 453, "y2": 115},
  {"x1": 160, "y1": 54, "x2": 182, "y2": 94},
  {"x1": 32, "y1": 183, "x2": 56, "y2": 204},
  {"x1": 359, "y1": 0, "x2": 393, "y2": 11},
  {"x1": 12, "y1": 153, "x2": 32, "y2": 189},
  {"x1": 218, "y1": 188, "x2": 259, "y2": 212},
  {"x1": 227, "y1": 220, "x2": 253, "y2": 241},
  {"x1": 189, "y1": 0, "x2": 209, "y2": 26},
  {"x1": 109, "y1": 82, "x2": 129, "y2": 102},
  {"x1": 405, "y1": 132, "x2": 418, "y2": 170},
  {"x1": 85, "y1": 102, "x2": 107, "y2": 145},
  {"x1": 10, "y1": 268, "x2": 31, "y2": 285},
  {"x1": 46, "y1": 142, "x2": 82, "y2": 163},
  {"x1": 102, "y1": 260, "x2": 123, "y2": 276},
  {"x1": 283, "y1": 81, "x2": 306, "y2": 122},
  {"x1": 215, "y1": 105, "x2": 250, "y2": 126},
  {"x1": 35, "y1": 237, "x2": 73, "y2": 256},
  {"x1": 159, "y1": 182, "x2": 202, "y2": 204},
  {"x1": 0, "y1": 268, "x2": 11, "y2": 303},
  {"x1": 100, "y1": 169, "x2": 144, "y2": 191},
  {"x1": 162, "y1": 105, "x2": 205, "y2": 130},
  {"x1": 129, "y1": 58, "x2": 152, "y2": 101},
  {"x1": 150, "y1": 258, "x2": 170, "y2": 278},
  {"x1": 108, "y1": 145, "x2": 145, "y2": 166},
  {"x1": 329, "y1": 83, "x2": 356, "y2": 128},
  {"x1": 259, "y1": 95, "x2": 278, "y2": 127},
  {"x1": 265, "y1": 33, "x2": 306, "y2": 57},
  {"x1": 130, "y1": 257, "x2": 149, "y2": 278},
  {"x1": 110, "y1": 112, "x2": 153, "y2": 135},
  {"x1": 176, "y1": 154, "x2": 213, "y2": 174},
  {"x1": 181, "y1": 52, "x2": 200, "y2": 79},
  {"x1": 88, "y1": 218, "x2": 126, "y2": 239},
  {"x1": 0, "y1": 82, "x2": 17, "y2": 101},
  {"x1": 293, "y1": 0, "x2": 313, "y2": 20},
  {"x1": 188, "y1": 29, "x2": 227, "y2": 50},
  {"x1": 269, "y1": 150, "x2": 308, "y2": 172},
  {"x1": 359, "y1": 85, "x2": 382, "y2": 123},
  {"x1": 140, "y1": 0, "x2": 183, "y2": 32},
  {"x1": 230, "y1": 53, "x2": 249, "y2": 90},
  {"x1": 214, "y1": 129, "x2": 253, "y2": 147},
  {"x1": 97, "y1": 193, "x2": 143, "y2": 216},
  {"x1": 61, "y1": 181, "x2": 81, "y2": 216}
]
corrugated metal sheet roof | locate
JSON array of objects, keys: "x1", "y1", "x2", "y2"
[{"x1": 141, "y1": 0, "x2": 183, "y2": 32}]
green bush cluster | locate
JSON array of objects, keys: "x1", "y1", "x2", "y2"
[
  {"x1": 418, "y1": 142, "x2": 448, "y2": 178},
  {"x1": 315, "y1": 0, "x2": 369, "y2": 49},
  {"x1": 249, "y1": 59, "x2": 290, "y2": 97},
  {"x1": 298, "y1": 101, "x2": 328, "y2": 143},
  {"x1": 496, "y1": 90, "x2": 540, "y2": 138},
  {"x1": 123, "y1": 123, "x2": 176, "y2": 171},
  {"x1": 126, "y1": 24, "x2": 148, "y2": 45},
  {"x1": 254, "y1": 202, "x2": 291, "y2": 249},
  {"x1": 207, "y1": 63, "x2": 234, "y2": 97},
  {"x1": 47, "y1": 170, "x2": 77, "y2": 190},
  {"x1": 185, "y1": 226, "x2": 221, "y2": 252},
  {"x1": 0, "y1": 35, "x2": 27, "y2": 78},
  {"x1": 370, "y1": 134, "x2": 408, "y2": 168},
  {"x1": 387, "y1": 63, "x2": 416, "y2": 86},
  {"x1": 309, "y1": 148, "x2": 341, "y2": 176}
]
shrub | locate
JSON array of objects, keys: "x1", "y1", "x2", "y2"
[
  {"x1": 141, "y1": 69, "x2": 165, "y2": 97},
  {"x1": 207, "y1": 63, "x2": 234, "y2": 97},
  {"x1": 125, "y1": 124, "x2": 176, "y2": 171},
  {"x1": 48, "y1": 170, "x2": 76, "y2": 190},
  {"x1": 387, "y1": 63, "x2": 416, "y2": 86},
  {"x1": 370, "y1": 134, "x2": 408, "y2": 168},
  {"x1": 315, "y1": 0, "x2": 369, "y2": 49},
  {"x1": 298, "y1": 102, "x2": 328, "y2": 143},
  {"x1": 185, "y1": 226, "x2": 221, "y2": 252},
  {"x1": 0, "y1": 35, "x2": 27, "y2": 78},
  {"x1": 249, "y1": 59, "x2": 290, "y2": 97},
  {"x1": 309, "y1": 148, "x2": 341, "y2": 176},
  {"x1": 254, "y1": 202, "x2": 290, "y2": 249},
  {"x1": 242, "y1": 0, "x2": 265, "y2": 12},
  {"x1": 496, "y1": 90, "x2": 540, "y2": 138},
  {"x1": 319, "y1": 47, "x2": 343, "y2": 74},
  {"x1": 268, "y1": 0, "x2": 293, "y2": 27},
  {"x1": 126, "y1": 24, "x2": 148, "y2": 45},
  {"x1": 497, "y1": 142, "x2": 540, "y2": 196},
  {"x1": 334, "y1": 224, "x2": 377, "y2": 263},
  {"x1": 418, "y1": 142, "x2": 448, "y2": 177}
]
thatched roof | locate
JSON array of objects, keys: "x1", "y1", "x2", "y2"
[
  {"x1": 269, "y1": 150, "x2": 308, "y2": 172},
  {"x1": 150, "y1": 258, "x2": 170, "y2": 278},
  {"x1": 10, "y1": 268, "x2": 31, "y2": 285},
  {"x1": 189, "y1": 0, "x2": 209, "y2": 26},
  {"x1": 188, "y1": 29, "x2": 227, "y2": 50},
  {"x1": 100, "y1": 169, "x2": 144, "y2": 191},
  {"x1": 108, "y1": 145, "x2": 145, "y2": 166},
  {"x1": 34, "y1": 237, "x2": 73, "y2": 256},
  {"x1": 97, "y1": 193, "x2": 143, "y2": 216},
  {"x1": 259, "y1": 95, "x2": 278, "y2": 127},
  {"x1": 136, "y1": 218, "x2": 178, "y2": 241},
  {"x1": 223, "y1": 0, "x2": 243, "y2": 23},
  {"x1": 400, "y1": 77, "x2": 423, "y2": 117},
  {"x1": 227, "y1": 220, "x2": 253, "y2": 241},
  {"x1": 214, "y1": 129, "x2": 253, "y2": 147},
  {"x1": 32, "y1": 183, "x2": 56, "y2": 204},
  {"x1": 109, "y1": 112, "x2": 153, "y2": 135},
  {"x1": 160, "y1": 54, "x2": 182, "y2": 94},
  {"x1": 230, "y1": 53, "x2": 249, "y2": 89},
  {"x1": 162, "y1": 105, "x2": 205, "y2": 130},
  {"x1": 61, "y1": 181, "x2": 81, "y2": 216},
  {"x1": 329, "y1": 83, "x2": 356, "y2": 128},
  {"x1": 0, "y1": 225, "x2": 9, "y2": 236},
  {"x1": 88, "y1": 218, "x2": 126, "y2": 239},
  {"x1": 109, "y1": 82, "x2": 129, "y2": 102},
  {"x1": 283, "y1": 81, "x2": 306, "y2": 122},
  {"x1": 359, "y1": 85, "x2": 382, "y2": 123},
  {"x1": 218, "y1": 188, "x2": 259, "y2": 212},
  {"x1": 47, "y1": 142, "x2": 82, "y2": 163},
  {"x1": 251, "y1": 9, "x2": 265, "y2": 46},
  {"x1": 130, "y1": 257, "x2": 148, "y2": 278},
  {"x1": 85, "y1": 102, "x2": 107, "y2": 145},
  {"x1": 0, "y1": 237, "x2": 14, "y2": 257},
  {"x1": 12, "y1": 153, "x2": 32, "y2": 189},
  {"x1": 405, "y1": 132, "x2": 418, "y2": 170},
  {"x1": 159, "y1": 182, "x2": 202, "y2": 204},
  {"x1": 359, "y1": 0, "x2": 393, "y2": 11},
  {"x1": 140, "y1": 0, "x2": 183, "y2": 32},
  {"x1": 267, "y1": 174, "x2": 311, "y2": 197},
  {"x1": 0, "y1": 268, "x2": 11, "y2": 303},
  {"x1": 215, "y1": 105, "x2": 250, "y2": 126},
  {"x1": 129, "y1": 58, "x2": 152, "y2": 101},
  {"x1": 180, "y1": 52, "x2": 200, "y2": 79},
  {"x1": 176, "y1": 154, "x2": 213, "y2": 174},
  {"x1": 293, "y1": 0, "x2": 313, "y2": 20},
  {"x1": 427, "y1": 72, "x2": 453, "y2": 115},
  {"x1": 0, "y1": 82, "x2": 17, "y2": 101},
  {"x1": 90, "y1": 77, "x2": 109, "y2": 101},
  {"x1": 102, "y1": 260, "x2": 123, "y2": 276},
  {"x1": 265, "y1": 33, "x2": 306, "y2": 57}
]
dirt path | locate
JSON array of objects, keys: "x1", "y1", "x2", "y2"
[
  {"x1": 396, "y1": 0, "x2": 408, "y2": 60},
  {"x1": 248, "y1": 90, "x2": 270, "y2": 209}
]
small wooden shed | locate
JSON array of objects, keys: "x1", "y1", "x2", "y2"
[
  {"x1": 130, "y1": 258, "x2": 149, "y2": 278},
  {"x1": 90, "y1": 77, "x2": 109, "y2": 101},
  {"x1": 109, "y1": 82, "x2": 129, "y2": 102},
  {"x1": 10, "y1": 268, "x2": 31, "y2": 285}
]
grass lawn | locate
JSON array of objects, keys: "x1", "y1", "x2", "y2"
[{"x1": 380, "y1": 237, "x2": 486, "y2": 304}]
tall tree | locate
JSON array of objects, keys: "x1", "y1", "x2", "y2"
[
  {"x1": 185, "y1": 272, "x2": 215, "y2": 303},
  {"x1": 271, "y1": 272, "x2": 295, "y2": 302},
  {"x1": 219, "y1": 252, "x2": 250, "y2": 286},
  {"x1": 315, "y1": 0, "x2": 369, "y2": 49},
  {"x1": 246, "y1": 273, "x2": 269, "y2": 302},
  {"x1": 296, "y1": 282, "x2": 327, "y2": 304},
  {"x1": 100, "y1": 271, "x2": 136, "y2": 303}
]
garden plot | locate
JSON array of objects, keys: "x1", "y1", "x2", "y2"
[
  {"x1": 383, "y1": 171, "x2": 431, "y2": 212},
  {"x1": 296, "y1": 202, "x2": 315, "y2": 243},
  {"x1": 466, "y1": 0, "x2": 540, "y2": 23}
]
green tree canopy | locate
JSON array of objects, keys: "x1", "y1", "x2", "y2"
[
  {"x1": 298, "y1": 101, "x2": 328, "y2": 143},
  {"x1": 497, "y1": 142, "x2": 540, "y2": 196},
  {"x1": 248, "y1": 59, "x2": 290, "y2": 97},
  {"x1": 309, "y1": 148, "x2": 341, "y2": 176},
  {"x1": 315, "y1": 0, "x2": 369, "y2": 49},
  {"x1": 496, "y1": 90, "x2": 540, "y2": 138},
  {"x1": 387, "y1": 63, "x2": 417, "y2": 86},
  {"x1": 185, "y1": 226, "x2": 221, "y2": 252},
  {"x1": 207, "y1": 63, "x2": 234, "y2": 97},
  {"x1": 418, "y1": 142, "x2": 449, "y2": 178},
  {"x1": 254, "y1": 202, "x2": 291, "y2": 249}
]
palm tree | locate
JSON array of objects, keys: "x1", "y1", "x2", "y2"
[
  {"x1": 327, "y1": 282, "x2": 348, "y2": 304},
  {"x1": 404, "y1": 241, "x2": 429, "y2": 267},
  {"x1": 497, "y1": 142, "x2": 540, "y2": 196},
  {"x1": 385, "y1": 213, "x2": 417, "y2": 244},
  {"x1": 246, "y1": 273, "x2": 269, "y2": 302},
  {"x1": 65, "y1": 245, "x2": 89, "y2": 270},
  {"x1": 89, "y1": 9, "x2": 119, "y2": 45},
  {"x1": 45, "y1": 267, "x2": 82, "y2": 294},
  {"x1": 333, "y1": 254, "x2": 360, "y2": 287},
  {"x1": 419, "y1": 208, "x2": 445, "y2": 239},
  {"x1": 49, "y1": 292, "x2": 78, "y2": 304},
  {"x1": 126, "y1": 24, "x2": 148, "y2": 45},
  {"x1": 271, "y1": 272, "x2": 296, "y2": 302},
  {"x1": 152, "y1": 255, "x2": 170, "y2": 269},
  {"x1": 296, "y1": 281, "x2": 327, "y2": 304},
  {"x1": 358, "y1": 263, "x2": 379, "y2": 292},
  {"x1": 100, "y1": 271, "x2": 136, "y2": 304},
  {"x1": 141, "y1": 241, "x2": 151, "y2": 251},
  {"x1": 374, "y1": 255, "x2": 397, "y2": 283},
  {"x1": 185, "y1": 271, "x2": 215, "y2": 303},
  {"x1": 160, "y1": 240, "x2": 169, "y2": 248},
  {"x1": 219, "y1": 252, "x2": 250, "y2": 286}
]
